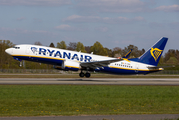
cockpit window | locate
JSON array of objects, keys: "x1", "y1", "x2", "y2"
[{"x1": 13, "y1": 47, "x2": 20, "y2": 49}]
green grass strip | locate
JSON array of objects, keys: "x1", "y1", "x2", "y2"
[{"x1": 0, "y1": 85, "x2": 179, "y2": 116}]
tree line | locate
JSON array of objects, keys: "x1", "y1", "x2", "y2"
[
  {"x1": 51, "y1": 41, "x2": 146, "y2": 58},
  {"x1": 0, "y1": 40, "x2": 178, "y2": 69}
]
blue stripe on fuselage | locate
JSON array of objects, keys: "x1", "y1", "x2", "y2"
[
  {"x1": 14, "y1": 55, "x2": 79, "y2": 71},
  {"x1": 98, "y1": 66, "x2": 158, "y2": 75},
  {"x1": 13, "y1": 55, "x2": 64, "y2": 65}
]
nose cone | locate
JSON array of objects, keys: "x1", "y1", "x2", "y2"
[{"x1": 5, "y1": 48, "x2": 12, "y2": 55}]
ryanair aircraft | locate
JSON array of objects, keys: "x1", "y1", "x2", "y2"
[{"x1": 5, "y1": 37, "x2": 168, "y2": 78}]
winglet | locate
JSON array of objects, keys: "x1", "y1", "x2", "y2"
[{"x1": 123, "y1": 49, "x2": 133, "y2": 58}]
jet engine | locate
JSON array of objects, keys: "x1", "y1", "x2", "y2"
[{"x1": 54, "y1": 60, "x2": 80, "y2": 71}]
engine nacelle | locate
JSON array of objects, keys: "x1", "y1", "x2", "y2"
[{"x1": 54, "y1": 60, "x2": 80, "y2": 71}]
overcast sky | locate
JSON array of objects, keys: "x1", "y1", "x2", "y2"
[{"x1": 0, "y1": 0, "x2": 178, "y2": 53}]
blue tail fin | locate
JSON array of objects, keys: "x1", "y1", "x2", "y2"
[{"x1": 138, "y1": 37, "x2": 168, "y2": 66}]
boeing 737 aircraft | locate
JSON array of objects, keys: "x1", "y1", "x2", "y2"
[{"x1": 5, "y1": 37, "x2": 168, "y2": 78}]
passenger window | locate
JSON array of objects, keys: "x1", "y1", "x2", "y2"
[{"x1": 13, "y1": 47, "x2": 20, "y2": 49}]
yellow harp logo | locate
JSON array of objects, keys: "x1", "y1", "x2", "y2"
[{"x1": 150, "y1": 48, "x2": 163, "y2": 61}]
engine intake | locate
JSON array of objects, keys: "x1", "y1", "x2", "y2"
[{"x1": 54, "y1": 60, "x2": 80, "y2": 71}]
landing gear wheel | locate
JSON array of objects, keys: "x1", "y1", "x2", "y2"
[
  {"x1": 85, "y1": 72, "x2": 91, "y2": 78},
  {"x1": 79, "y1": 72, "x2": 85, "y2": 77}
]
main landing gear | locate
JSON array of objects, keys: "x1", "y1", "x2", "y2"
[{"x1": 79, "y1": 71, "x2": 91, "y2": 78}]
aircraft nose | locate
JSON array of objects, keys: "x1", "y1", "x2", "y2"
[{"x1": 5, "y1": 48, "x2": 12, "y2": 55}]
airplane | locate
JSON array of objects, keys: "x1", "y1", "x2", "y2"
[{"x1": 5, "y1": 37, "x2": 168, "y2": 78}]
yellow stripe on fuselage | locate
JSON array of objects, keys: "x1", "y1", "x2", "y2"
[
  {"x1": 12, "y1": 55, "x2": 80, "y2": 69},
  {"x1": 109, "y1": 66, "x2": 163, "y2": 71},
  {"x1": 65, "y1": 65, "x2": 79, "y2": 69},
  {"x1": 12, "y1": 54, "x2": 65, "y2": 61}
]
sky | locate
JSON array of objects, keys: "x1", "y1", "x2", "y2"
[{"x1": 0, "y1": 0, "x2": 179, "y2": 53}]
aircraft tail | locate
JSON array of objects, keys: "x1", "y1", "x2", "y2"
[{"x1": 138, "y1": 37, "x2": 168, "y2": 66}]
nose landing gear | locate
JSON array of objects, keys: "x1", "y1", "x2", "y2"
[
  {"x1": 79, "y1": 71, "x2": 91, "y2": 78},
  {"x1": 19, "y1": 61, "x2": 22, "y2": 67}
]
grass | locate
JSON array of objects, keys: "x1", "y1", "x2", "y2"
[{"x1": 0, "y1": 85, "x2": 179, "y2": 116}]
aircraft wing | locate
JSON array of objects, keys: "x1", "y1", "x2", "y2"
[{"x1": 80, "y1": 58, "x2": 123, "y2": 69}]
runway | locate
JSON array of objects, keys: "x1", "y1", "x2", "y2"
[{"x1": 0, "y1": 78, "x2": 179, "y2": 85}]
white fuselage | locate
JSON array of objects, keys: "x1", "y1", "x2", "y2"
[{"x1": 5, "y1": 44, "x2": 162, "y2": 75}]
